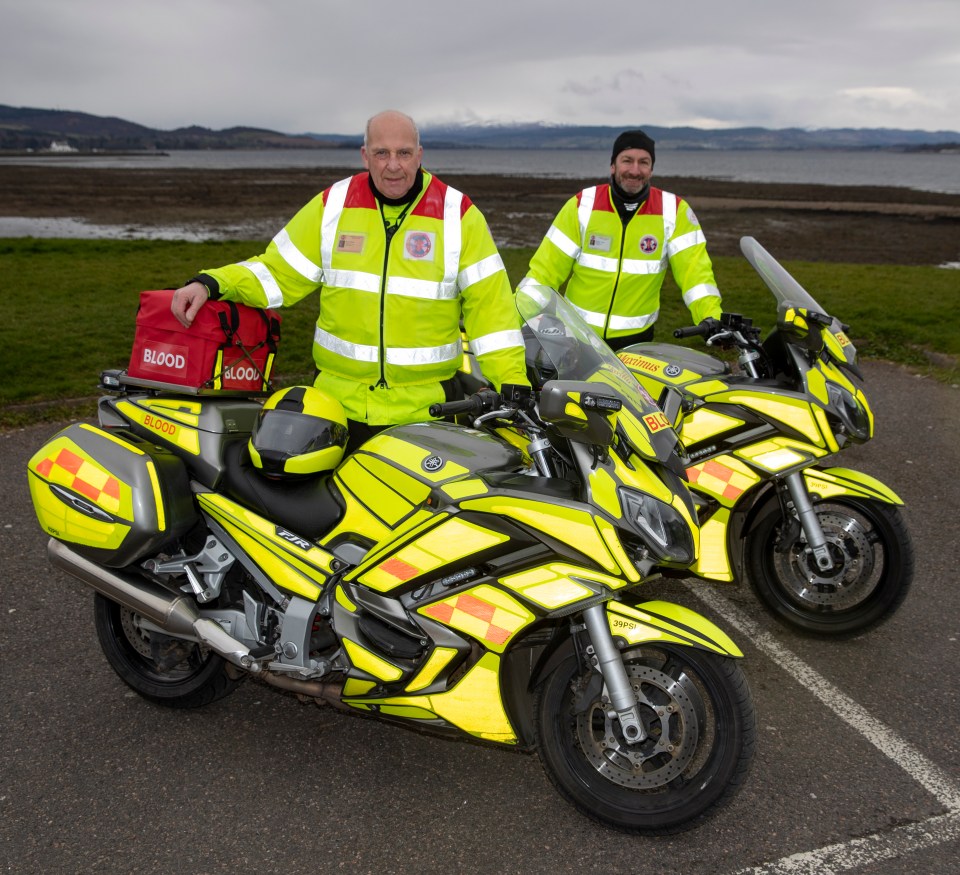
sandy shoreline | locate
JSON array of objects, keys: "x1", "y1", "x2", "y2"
[{"x1": 3, "y1": 164, "x2": 960, "y2": 265}]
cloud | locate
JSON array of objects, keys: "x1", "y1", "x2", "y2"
[{"x1": 2, "y1": 0, "x2": 959, "y2": 134}]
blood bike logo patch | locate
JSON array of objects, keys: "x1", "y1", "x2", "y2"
[
  {"x1": 404, "y1": 231, "x2": 435, "y2": 261},
  {"x1": 422, "y1": 454, "x2": 444, "y2": 472},
  {"x1": 639, "y1": 235, "x2": 659, "y2": 254}
]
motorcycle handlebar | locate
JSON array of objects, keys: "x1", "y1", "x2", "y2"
[
  {"x1": 673, "y1": 324, "x2": 708, "y2": 339},
  {"x1": 429, "y1": 393, "x2": 488, "y2": 418}
]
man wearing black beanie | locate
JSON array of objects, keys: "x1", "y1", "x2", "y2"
[{"x1": 520, "y1": 128, "x2": 722, "y2": 350}]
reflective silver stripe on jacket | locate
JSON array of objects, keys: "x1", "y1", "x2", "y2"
[
  {"x1": 313, "y1": 328, "x2": 464, "y2": 365},
  {"x1": 667, "y1": 228, "x2": 706, "y2": 257},
  {"x1": 683, "y1": 283, "x2": 721, "y2": 306},
  {"x1": 577, "y1": 186, "x2": 597, "y2": 245},
  {"x1": 577, "y1": 252, "x2": 620, "y2": 272},
  {"x1": 387, "y1": 276, "x2": 459, "y2": 301},
  {"x1": 314, "y1": 329, "x2": 464, "y2": 367},
  {"x1": 323, "y1": 268, "x2": 381, "y2": 294},
  {"x1": 443, "y1": 186, "x2": 462, "y2": 292},
  {"x1": 609, "y1": 310, "x2": 659, "y2": 332},
  {"x1": 470, "y1": 329, "x2": 525, "y2": 357},
  {"x1": 314, "y1": 327, "x2": 378, "y2": 362},
  {"x1": 570, "y1": 301, "x2": 659, "y2": 333},
  {"x1": 274, "y1": 228, "x2": 322, "y2": 283},
  {"x1": 620, "y1": 258, "x2": 666, "y2": 275},
  {"x1": 386, "y1": 339, "x2": 462, "y2": 366},
  {"x1": 661, "y1": 191, "x2": 677, "y2": 241},
  {"x1": 320, "y1": 177, "x2": 350, "y2": 276},
  {"x1": 239, "y1": 260, "x2": 284, "y2": 308},
  {"x1": 546, "y1": 224, "x2": 580, "y2": 258},
  {"x1": 459, "y1": 253, "x2": 505, "y2": 290}
]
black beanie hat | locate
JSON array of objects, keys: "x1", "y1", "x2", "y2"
[{"x1": 611, "y1": 129, "x2": 656, "y2": 165}]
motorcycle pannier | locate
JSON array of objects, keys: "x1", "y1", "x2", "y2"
[
  {"x1": 126, "y1": 289, "x2": 281, "y2": 394},
  {"x1": 27, "y1": 423, "x2": 199, "y2": 568}
]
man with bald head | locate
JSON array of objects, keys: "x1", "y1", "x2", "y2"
[{"x1": 172, "y1": 110, "x2": 528, "y2": 447}]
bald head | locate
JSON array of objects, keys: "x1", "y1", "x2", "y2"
[{"x1": 364, "y1": 110, "x2": 420, "y2": 149}]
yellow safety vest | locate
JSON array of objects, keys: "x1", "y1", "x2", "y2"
[
  {"x1": 202, "y1": 170, "x2": 527, "y2": 425},
  {"x1": 522, "y1": 184, "x2": 721, "y2": 339}
]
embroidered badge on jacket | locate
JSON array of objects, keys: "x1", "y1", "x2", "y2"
[{"x1": 404, "y1": 231, "x2": 435, "y2": 261}]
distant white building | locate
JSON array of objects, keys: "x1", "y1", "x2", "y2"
[{"x1": 48, "y1": 140, "x2": 78, "y2": 153}]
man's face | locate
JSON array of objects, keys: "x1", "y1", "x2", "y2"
[
  {"x1": 611, "y1": 148, "x2": 654, "y2": 196},
  {"x1": 362, "y1": 114, "x2": 423, "y2": 200}
]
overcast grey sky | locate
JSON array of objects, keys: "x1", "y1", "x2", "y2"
[{"x1": 3, "y1": 0, "x2": 959, "y2": 135}]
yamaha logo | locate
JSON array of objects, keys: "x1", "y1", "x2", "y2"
[
  {"x1": 422, "y1": 454, "x2": 444, "y2": 472},
  {"x1": 664, "y1": 364, "x2": 682, "y2": 377}
]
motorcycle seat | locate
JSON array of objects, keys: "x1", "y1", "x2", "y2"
[{"x1": 219, "y1": 441, "x2": 345, "y2": 542}]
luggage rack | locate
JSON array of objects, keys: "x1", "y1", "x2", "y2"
[{"x1": 99, "y1": 369, "x2": 272, "y2": 397}]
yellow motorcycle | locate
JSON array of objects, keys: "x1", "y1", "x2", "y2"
[
  {"x1": 27, "y1": 283, "x2": 754, "y2": 834},
  {"x1": 619, "y1": 237, "x2": 913, "y2": 637}
]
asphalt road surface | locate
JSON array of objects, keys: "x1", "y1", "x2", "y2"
[{"x1": 2, "y1": 361, "x2": 959, "y2": 875}]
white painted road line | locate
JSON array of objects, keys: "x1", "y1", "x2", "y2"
[{"x1": 686, "y1": 586, "x2": 960, "y2": 874}]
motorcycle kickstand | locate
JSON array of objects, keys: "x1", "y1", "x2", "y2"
[
  {"x1": 782, "y1": 472, "x2": 833, "y2": 573},
  {"x1": 582, "y1": 604, "x2": 646, "y2": 743}
]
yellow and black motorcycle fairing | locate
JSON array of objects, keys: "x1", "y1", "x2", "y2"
[
  {"x1": 619, "y1": 237, "x2": 913, "y2": 637},
  {"x1": 26, "y1": 282, "x2": 755, "y2": 835}
]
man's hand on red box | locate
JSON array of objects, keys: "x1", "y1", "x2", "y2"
[{"x1": 172, "y1": 283, "x2": 208, "y2": 328}]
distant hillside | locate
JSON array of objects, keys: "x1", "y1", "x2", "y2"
[
  {"x1": 0, "y1": 105, "x2": 342, "y2": 152},
  {"x1": 407, "y1": 123, "x2": 960, "y2": 152},
  {"x1": 2, "y1": 104, "x2": 959, "y2": 153}
]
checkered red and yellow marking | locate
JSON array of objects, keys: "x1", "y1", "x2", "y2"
[
  {"x1": 33, "y1": 446, "x2": 125, "y2": 516},
  {"x1": 686, "y1": 456, "x2": 759, "y2": 505},
  {"x1": 419, "y1": 585, "x2": 534, "y2": 653},
  {"x1": 359, "y1": 518, "x2": 509, "y2": 592}
]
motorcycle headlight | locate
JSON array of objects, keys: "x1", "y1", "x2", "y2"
[
  {"x1": 619, "y1": 488, "x2": 696, "y2": 566},
  {"x1": 826, "y1": 381, "x2": 871, "y2": 442}
]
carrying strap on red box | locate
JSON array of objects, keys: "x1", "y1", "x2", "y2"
[{"x1": 205, "y1": 302, "x2": 282, "y2": 391}]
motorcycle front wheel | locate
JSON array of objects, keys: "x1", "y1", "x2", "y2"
[
  {"x1": 535, "y1": 643, "x2": 755, "y2": 834},
  {"x1": 93, "y1": 593, "x2": 241, "y2": 708},
  {"x1": 746, "y1": 497, "x2": 914, "y2": 637}
]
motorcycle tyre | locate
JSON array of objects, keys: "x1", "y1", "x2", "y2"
[
  {"x1": 746, "y1": 497, "x2": 913, "y2": 638},
  {"x1": 535, "y1": 643, "x2": 755, "y2": 835},
  {"x1": 93, "y1": 593, "x2": 241, "y2": 708}
]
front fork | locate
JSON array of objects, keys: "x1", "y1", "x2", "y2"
[
  {"x1": 782, "y1": 471, "x2": 833, "y2": 572},
  {"x1": 582, "y1": 604, "x2": 647, "y2": 743}
]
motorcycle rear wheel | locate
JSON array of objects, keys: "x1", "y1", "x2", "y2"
[
  {"x1": 93, "y1": 594, "x2": 241, "y2": 708},
  {"x1": 535, "y1": 643, "x2": 755, "y2": 834},
  {"x1": 746, "y1": 497, "x2": 913, "y2": 637}
]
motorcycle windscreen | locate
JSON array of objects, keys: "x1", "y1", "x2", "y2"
[
  {"x1": 516, "y1": 283, "x2": 681, "y2": 463},
  {"x1": 740, "y1": 236, "x2": 858, "y2": 369}
]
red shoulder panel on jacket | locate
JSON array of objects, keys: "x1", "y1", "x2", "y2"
[
  {"x1": 344, "y1": 173, "x2": 377, "y2": 209},
  {"x1": 411, "y1": 176, "x2": 446, "y2": 220},
  {"x1": 639, "y1": 187, "x2": 664, "y2": 215}
]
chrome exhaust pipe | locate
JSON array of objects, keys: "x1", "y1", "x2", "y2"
[{"x1": 47, "y1": 538, "x2": 254, "y2": 670}]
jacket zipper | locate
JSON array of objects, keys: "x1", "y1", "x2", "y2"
[
  {"x1": 605, "y1": 224, "x2": 627, "y2": 336},
  {"x1": 377, "y1": 201, "x2": 413, "y2": 389}
]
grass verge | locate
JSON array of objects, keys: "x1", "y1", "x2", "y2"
[{"x1": 2, "y1": 238, "x2": 957, "y2": 429}]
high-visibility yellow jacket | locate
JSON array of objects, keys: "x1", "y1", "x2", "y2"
[
  {"x1": 200, "y1": 170, "x2": 528, "y2": 425},
  {"x1": 521, "y1": 184, "x2": 722, "y2": 340}
]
